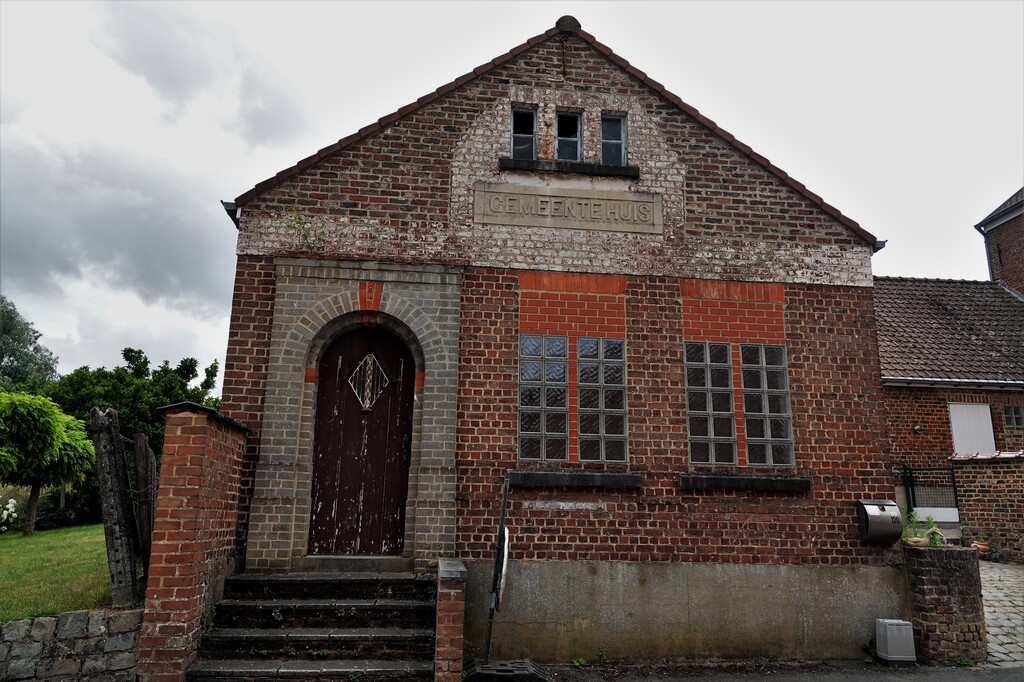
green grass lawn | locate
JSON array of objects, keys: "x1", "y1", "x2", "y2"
[{"x1": 0, "y1": 524, "x2": 111, "y2": 622}]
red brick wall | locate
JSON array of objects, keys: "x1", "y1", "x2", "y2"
[
  {"x1": 985, "y1": 213, "x2": 1024, "y2": 293},
  {"x1": 218, "y1": 255, "x2": 275, "y2": 549},
  {"x1": 883, "y1": 386, "x2": 1024, "y2": 467},
  {"x1": 883, "y1": 386, "x2": 1024, "y2": 561},
  {"x1": 138, "y1": 407, "x2": 248, "y2": 682},
  {"x1": 455, "y1": 271, "x2": 892, "y2": 566}
]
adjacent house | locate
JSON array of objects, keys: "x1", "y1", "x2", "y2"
[{"x1": 875, "y1": 188, "x2": 1024, "y2": 561}]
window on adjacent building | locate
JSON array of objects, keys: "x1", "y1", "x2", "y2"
[
  {"x1": 555, "y1": 112, "x2": 581, "y2": 161},
  {"x1": 512, "y1": 109, "x2": 536, "y2": 160},
  {"x1": 519, "y1": 335, "x2": 568, "y2": 460},
  {"x1": 1005, "y1": 406, "x2": 1024, "y2": 428},
  {"x1": 601, "y1": 115, "x2": 625, "y2": 166},
  {"x1": 948, "y1": 403, "x2": 996, "y2": 454},
  {"x1": 685, "y1": 342, "x2": 736, "y2": 464},
  {"x1": 578, "y1": 338, "x2": 627, "y2": 462},
  {"x1": 741, "y1": 345, "x2": 794, "y2": 465}
]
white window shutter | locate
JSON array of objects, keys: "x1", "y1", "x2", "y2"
[{"x1": 948, "y1": 403, "x2": 996, "y2": 454}]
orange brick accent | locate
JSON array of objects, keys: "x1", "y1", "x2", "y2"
[
  {"x1": 304, "y1": 368, "x2": 318, "y2": 384},
  {"x1": 519, "y1": 272, "x2": 627, "y2": 462},
  {"x1": 359, "y1": 280, "x2": 384, "y2": 311},
  {"x1": 415, "y1": 371, "x2": 425, "y2": 388},
  {"x1": 519, "y1": 270, "x2": 627, "y2": 294},
  {"x1": 679, "y1": 279, "x2": 785, "y2": 344}
]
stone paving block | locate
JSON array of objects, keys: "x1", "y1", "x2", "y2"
[
  {"x1": 2, "y1": 619, "x2": 31, "y2": 642},
  {"x1": 106, "y1": 609, "x2": 143, "y2": 634},
  {"x1": 29, "y1": 617, "x2": 56, "y2": 641},
  {"x1": 5, "y1": 657, "x2": 36, "y2": 680},
  {"x1": 88, "y1": 611, "x2": 106, "y2": 635},
  {"x1": 56, "y1": 610, "x2": 88, "y2": 639}
]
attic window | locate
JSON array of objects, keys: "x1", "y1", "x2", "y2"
[
  {"x1": 511, "y1": 109, "x2": 536, "y2": 160},
  {"x1": 601, "y1": 115, "x2": 625, "y2": 166},
  {"x1": 555, "y1": 112, "x2": 581, "y2": 161}
]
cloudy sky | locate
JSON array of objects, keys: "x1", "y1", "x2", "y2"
[{"x1": 1, "y1": 1, "x2": 1022, "y2": 395}]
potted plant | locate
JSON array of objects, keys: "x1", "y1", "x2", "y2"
[{"x1": 970, "y1": 536, "x2": 989, "y2": 557}]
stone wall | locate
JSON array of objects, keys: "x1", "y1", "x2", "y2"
[
  {"x1": 903, "y1": 546, "x2": 987, "y2": 665},
  {"x1": 0, "y1": 609, "x2": 142, "y2": 681}
]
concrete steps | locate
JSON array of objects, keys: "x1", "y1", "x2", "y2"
[{"x1": 187, "y1": 572, "x2": 435, "y2": 682}]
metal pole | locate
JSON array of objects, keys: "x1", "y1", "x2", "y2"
[{"x1": 484, "y1": 476, "x2": 510, "y2": 663}]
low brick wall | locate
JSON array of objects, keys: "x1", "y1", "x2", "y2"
[
  {"x1": 904, "y1": 546, "x2": 987, "y2": 665},
  {"x1": 0, "y1": 609, "x2": 142, "y2": 681},
  {"x1": 435, "y1": 558, "x2": 468, "y2": 681},
  {"x1": 138, "y1": 404, "x2": 248, "y2": 682}
]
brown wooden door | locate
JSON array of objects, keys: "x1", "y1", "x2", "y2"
[{"x1": 308, "y1": 328, "x2": 414, "y2": 555}]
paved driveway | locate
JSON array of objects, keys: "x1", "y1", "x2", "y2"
[{"x1": 980, "y1": 560, "x2": 1024, "y2": 668}]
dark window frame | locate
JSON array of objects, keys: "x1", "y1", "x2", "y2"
[
  {"x1": 555, "y1": 111, "x2": 582, "y2": 161},
  {"x1": 511, "y1": 108, "x2": 537, "y2": 160},
  {"x1": 601, "y1": 114, "x2": 626, "y2": 166},
  {"x1": 1005, "y1": 405, "x2": 1024, "y2": 428}
]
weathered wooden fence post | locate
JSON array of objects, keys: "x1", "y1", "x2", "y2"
[
  {"x1": 91, "y1": 407, "x2": 141, "y2": 606},
  {"x1": 134, "y1": 432, "x2": 158, "y2": 586}
]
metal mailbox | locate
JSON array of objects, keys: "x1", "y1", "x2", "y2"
[{"x1": 856, "y1": 499, "x2": 903, "y2": 544}]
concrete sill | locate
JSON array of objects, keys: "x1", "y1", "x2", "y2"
[
  {"x1": 678, "y1": 474, "x2": 812, "y2": 493},
  {"x1": 508, "y1": 470, "x2": 644, "y2": 489},
  {"x1": 499, "y1": 157, "x2": 641, "y2": 178}
]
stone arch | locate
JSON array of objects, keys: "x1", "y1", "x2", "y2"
[{"x1": 243, "y1": 263, "x2": 461, "y2": 573}]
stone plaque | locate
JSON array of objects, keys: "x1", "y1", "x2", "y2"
[{"x1": 473, "y1": 182, "x2": 663, "y2": 234}]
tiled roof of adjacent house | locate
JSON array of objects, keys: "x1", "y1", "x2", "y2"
[
  {"x1": 232, "y1": 16, "x2": 875, "y2": 246},
  {"x1": 976, "y1": 186, "x2": 1024, "y2": 232},
  {"x1": 873, "y1": 277, "x2": 1024, "y2": 385}
]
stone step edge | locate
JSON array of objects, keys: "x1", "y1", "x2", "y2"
[
  {"x1": 203, "y1": 627, "x2": 434, "y2": 641},
  {"x1": 228, "y1": 572, "x2": 435, "y2": 583},
  {"x1": 217, "y1": 598, "x2": 434, "y2": 609},
  {"x1": 189, "y1": 658, "x2": 434, "y2": 677}
]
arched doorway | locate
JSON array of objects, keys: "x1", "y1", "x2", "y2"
[{"x1": 308, "y1": 327, "x2": 415, "y2": 555}]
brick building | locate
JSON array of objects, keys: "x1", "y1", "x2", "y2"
[
  {"x1": 147, "y1": 17, "x2": 918, "y2": 671},
  {"x1": 875, "y1": 188, "x2": 1024, "y2": 563}
]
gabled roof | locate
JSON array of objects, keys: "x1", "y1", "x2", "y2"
[
  {"x1": 233, "y1": 16, "x2": 875, "y2": 247},
  {"x1": 975, "y1": 187, "x2": 1024, "y2": 233},
  {"x1": 873, "y1": 277, "x2": 1024, "y2": 386}
]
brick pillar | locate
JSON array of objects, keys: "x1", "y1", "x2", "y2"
[
  {"x1": 435, "y1": 558, "x2": 468, "y2": 681},
  {"x1": 904, "y1": 546, "x2": 987, "y2": 665},
  {"x1": 137, "y1": 404, "x2": 248, "y2": 682}
]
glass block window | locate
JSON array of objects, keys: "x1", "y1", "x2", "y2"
[
  {"x1": 1005, "y1": 405, "x2": 1024, "y2": 428},
  {"x1": 741, "y1": 345, "x2": 794, "y2": 465},
  {"x1": 519, "y1": 335, "x2": 568, "y2": 460},
  {"x1": 555, "y1": 112, "x2": 581, "y2": 161},
  {"x1": 684, "y1": 342, "x2": 736, "y2": 464},
  {"x1": 578, "y1": 338, "x2": 627, "y2": 462},
  {"x1": 512, "y1": 109, "x2": 536, "y2": 160},
  {"x1": 601, "y1": 115, "x2": 625, "y2": 166}
]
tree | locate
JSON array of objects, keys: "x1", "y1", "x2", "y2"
[
  {"x1": 43, "y1": 348, "x2": 219, "y2": 527},
  {"x1": 48, "y1": 347, "x2": 219, "y2": 457},
  {"x1": 0, "y1": 393, "x2": 94, "y2": 534},
  {"x1": 0, "y1": 295, "x2": 58, "y2": 394}
]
